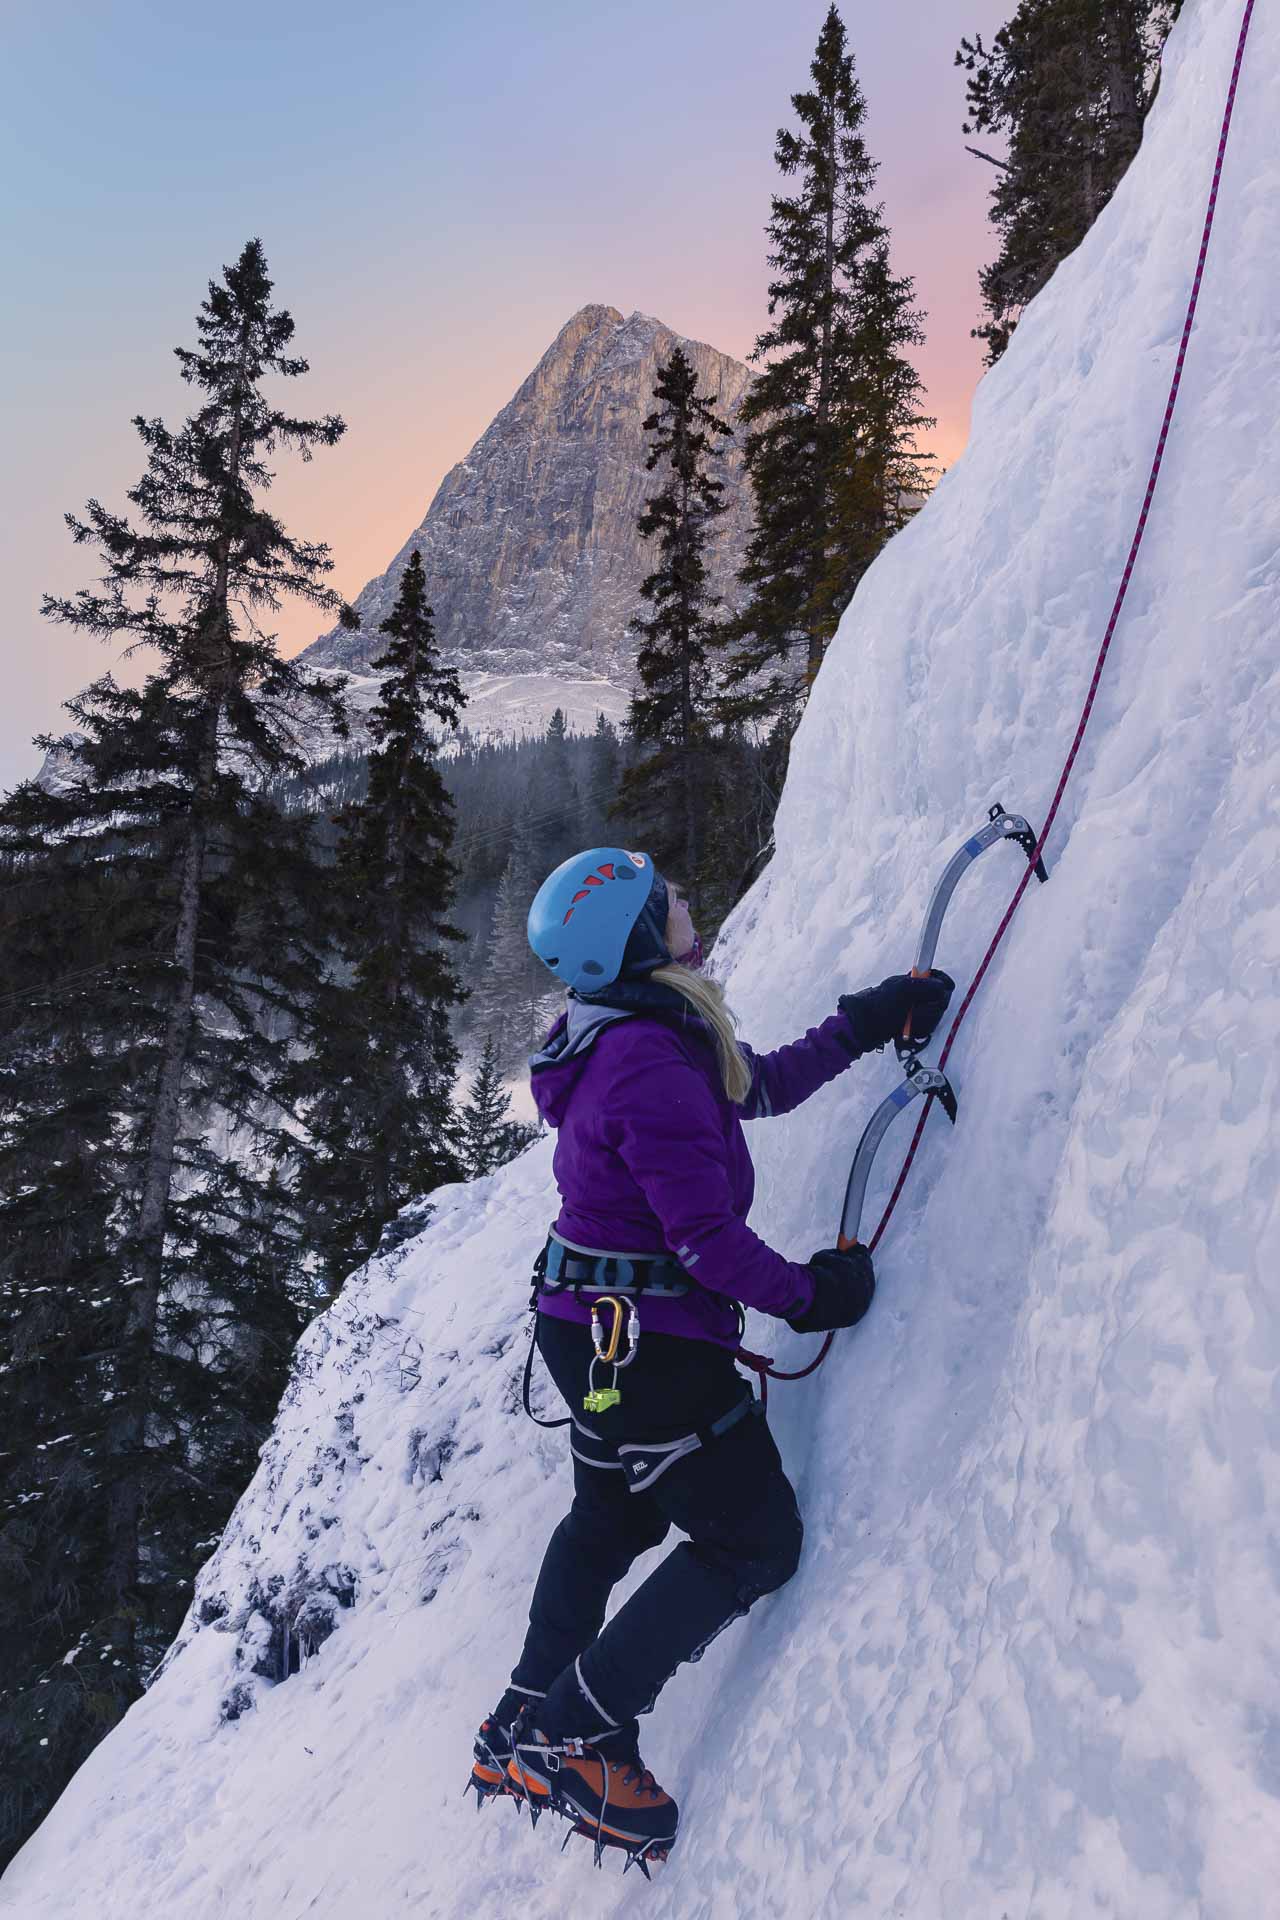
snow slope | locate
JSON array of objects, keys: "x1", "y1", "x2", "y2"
[
  {"x1": 5, "y1": 2, "x2": 1277, "y2": 1914},
  {"x1": 34, "y1": 668, "x2": 632, "y2": 795}
]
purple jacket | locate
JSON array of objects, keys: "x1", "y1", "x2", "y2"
[{"x1": 529, "y1": 994, "x2": 867, "y2": 1350}]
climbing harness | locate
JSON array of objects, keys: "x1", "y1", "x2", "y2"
[
  {"x1": 584, "y1": 1295, "x2": 640, "y2": 1412},
  {"x1": 739, "y1": 0, "x2": 1257, "y2": 1405},
  {"x1": 522, "y1": 1234, "x2": 759, "y2": 1467},
  {"x1": 538, "y1": 1228, "x2": 693, "y2": 1299},
  {"x1": 521, "y1": 1232, "x2": 692, "y2": 1429},
  {"x1": 613, "y1": 1396, "x2": 757, "y2": 1492}
]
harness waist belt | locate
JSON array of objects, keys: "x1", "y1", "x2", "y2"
[{"x1": 537, "y1": 1229, "x2": 694, "y2": 1300}]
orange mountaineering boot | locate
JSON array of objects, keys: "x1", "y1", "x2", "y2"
[
  {"x1": 466, "y1": 1692, "x2": 535, "y2": 1810},
  {"x1": 508, "y1": 1726, "x2": 678, "y2": 1874}
]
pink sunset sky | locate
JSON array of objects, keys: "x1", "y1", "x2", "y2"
[{"x1": 2, "y1": 0, "x2": 1011, "y2": 785}]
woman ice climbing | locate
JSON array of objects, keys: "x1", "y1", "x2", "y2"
[{"x1": 469, "y1": 847, "x2": 953, "y2": 1871}]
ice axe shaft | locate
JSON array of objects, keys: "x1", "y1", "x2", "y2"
[
  {"x1": 901, "y1": 964, "x2": 929, "y2": 1046},
  {"x1": 838, "y1": 800, "x2": 1050, "y2": 1248},
  {"x1": 898, "y1": 802, "x2": 1048, "y2": 1059},
  {"x1": 838, "y1": 1064, "x2": 957, "y2": 1249}
]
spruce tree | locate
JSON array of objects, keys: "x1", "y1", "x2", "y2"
[
  {"x1": 718, "y1": 4, "x2": 934, "y2": 728},
  {"x1": 292, "y1": 550, "x2": 470, "y2": 1291},
  {"x1": 524, "y1": 707, "x2": 578, "y2": 858},
  {"x1": 616, "y1": 346, "x2": 731, "y2": 917},
  {"x1": 589, "y1": 712, "x2": 621, "y2": 789},
  {"x1": 457, "y1": 1034, "x2": 541, "y2": 1178},
  {"x1": 818, "y1": 245, "x2": 935, "y2": 629},
  {"x1": 689, "y1": 721, "x2": 784, "y2": 930},
  {"x1": 583, "y1": 711, "x2": 622, "y2": 845},
  {"x1": 958, "y1": 0, "x2": 1182, "y2": 364},
  {"x1": 0, "y1": 237, "x2": 354, "y2": 1864},
  {"x1": 472, "y1": 812, "x2": 555, "y2": 1070}
]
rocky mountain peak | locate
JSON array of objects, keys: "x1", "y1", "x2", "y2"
[{"x1": 302, "y1": 304, "x2": 755, "y2": 680}]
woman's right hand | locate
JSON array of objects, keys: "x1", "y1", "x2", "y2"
[
  {"x1": 786, "y1": 1244, "x2": 876, "y2": 1333},
  {"x1": 838, "y1": 969, "x2": 955, "y2": 1054}
]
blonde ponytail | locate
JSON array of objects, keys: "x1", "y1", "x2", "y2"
[{"x1": 648, "y1": 961, "x2": 753, "y2": 1105}]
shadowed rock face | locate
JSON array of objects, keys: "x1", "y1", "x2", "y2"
[{"x1": 302, "y1": 304, "x2": 755, "y2": 678}]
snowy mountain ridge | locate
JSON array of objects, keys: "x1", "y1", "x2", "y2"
[
  {"x1": 34, "y1": 667, "x2": 632, "y2": 796},
  {"x1": 268, "y1": 665, "x2": 634, "y2": 765},
  {"x1": 4, "y1": 2, "x2": 1277, "y2": 1915}
]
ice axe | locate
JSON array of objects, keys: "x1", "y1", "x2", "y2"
[{"x1": 836, "y1": 801, "x2": 1048, "y2": 1250}]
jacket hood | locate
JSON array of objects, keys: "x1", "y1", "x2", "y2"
[
  {"x1": 528, "y1": 987, "x2": 714, "y2": 1128},
  {"x1": 528, "y1": 996, "x2": 636, "y2": 1128}
]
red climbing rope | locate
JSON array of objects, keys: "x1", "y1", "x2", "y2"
[{"x1": 741, "y1": 0, "x2": 1257, "y2": 1409}]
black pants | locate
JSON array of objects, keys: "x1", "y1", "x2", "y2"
[{"x1": 510, "y1": 1312, "x2": 803, "y2": 1741}]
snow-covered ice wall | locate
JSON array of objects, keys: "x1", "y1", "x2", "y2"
[{"x1": 4, "y1": 2, "x2": 1276, "y2": 1914}]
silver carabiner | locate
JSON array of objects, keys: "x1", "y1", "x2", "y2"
[{"x1": 584, "y1": 1296, "x2": 641, "y2": 1412}]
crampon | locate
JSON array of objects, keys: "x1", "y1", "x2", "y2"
[
  {"x1": 506, "y1": 1729, "x2": 678, "y2": 1877},
  {"x1": 465, "y1": 1711, "x2": 528, "y2": 1811},
  {"x1": 554, "y1": 1815, "x2": 672, "y2": 1879}
]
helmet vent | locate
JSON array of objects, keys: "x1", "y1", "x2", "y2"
[{"x1": 581, "y1": 960, "x2": 605, "y2": 975}]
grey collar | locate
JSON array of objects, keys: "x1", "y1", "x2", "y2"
[{"x1": 528, "y1": 994, "x2": 635, "y2": 1072}]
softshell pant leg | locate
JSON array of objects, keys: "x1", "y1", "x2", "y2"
[
  {"x1": 541, "y1": 1397, "x2": 802, "y2": 1733},
  {"x1": 511, "y1": 1450, "x2": 670, "y2": 1736},
  {"x1": 513, "y1": 1312, "x2": 803, "y2": 1740}
]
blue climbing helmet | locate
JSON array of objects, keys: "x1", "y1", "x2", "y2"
[{"x1": 527, "y1": 848, "x2": 671, "y2": 993}]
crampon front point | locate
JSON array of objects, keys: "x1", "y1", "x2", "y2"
[{"x1": 556, "y1": 1816, "x2": 671, "y2": 1878}]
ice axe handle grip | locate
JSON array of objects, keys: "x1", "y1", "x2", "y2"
[
  {"x1": 901, "y1": 965, "x2": 928, "y2": 1044},
  {"x1": 836, "y1": 1233, "x2": 863, "y2": 1253}
]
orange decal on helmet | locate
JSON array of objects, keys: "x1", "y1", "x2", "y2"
[{"x1": 560, "y1": 857, "x2": 636, "y2": 931}]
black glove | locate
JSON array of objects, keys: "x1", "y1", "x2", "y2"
[
  {"x1": 839, "y1": 969, "x2": 956, "y2": 1055},
  {"x1": 786, "y1": 1244, "x2": 876, "y2": 1334}
]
